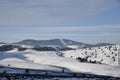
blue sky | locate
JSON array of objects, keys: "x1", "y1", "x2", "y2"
[{"x1": 0, "y1": 0, "x2": 120, "y2": 44}]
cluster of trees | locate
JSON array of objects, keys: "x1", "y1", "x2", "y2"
[
  {"x1": 0, "y1": 45, "x2": 14, "y2": 52},
  {"x1": 17, "y1": 47, "x2": 27, "y2": 51},
  {"x1": 33, "y1": 46, "x2": 74, "y2": 51},
  {"x1": 0, "y1": 44, "x2": 74, "y2": 52},
  {"x1": 60, "y1": 47, "x2": 73, "y2": 51},
  {"x1": 0, "y1": 45, "x2": 27, "y2": 52},
  {"x1": 76, "y1": 57, "x2": 88, "y2": 62},
  {"x1": 32, "y1": 47, "x2": 56, "y2": 51},
  {"x1": 76, "y1": 57, "x2": 102, "y2": 64}
]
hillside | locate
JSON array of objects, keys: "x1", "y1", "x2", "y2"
[
  {"x1": 0, "y1": 39, "x2": 120, "y2": 79},
  {"x1": 62, "y1": 45, "x2": 120, "y2": 66},
  {"x1": 0, "y1": 39, "x2": 115, "y2": 53},
  {"x1": 0, "y1": 47, "x2": 120, "y2": 77}
]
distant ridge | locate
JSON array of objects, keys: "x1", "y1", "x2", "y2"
[
  {"x1": 95, "y1": 43, "x2": 114, "y2": 47},
  {"x1": 13, "y1": 39, "x2": 114, "y2": 48},
  {"x1": 0, "y1": 42, "x2": 7, "y2": 44}
]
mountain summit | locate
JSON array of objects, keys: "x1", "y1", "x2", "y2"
[{"x1": 14, "y1": 39, "x2": 114, "y2": 48}]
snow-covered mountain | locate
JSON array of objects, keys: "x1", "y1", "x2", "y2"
[
  {"x1": 14, "y1": 39, "x2": 67, "y2": 48},
  {"x1": 0, "y1": 39, "x2": 115, "y2": 52},
  {"x1": 0, "y1": 39, "x2": 120, "y2": 78},
  {"x1": 14, "y1": 39, "x2": 114, "y2": 49}
]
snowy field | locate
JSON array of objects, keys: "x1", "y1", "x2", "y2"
[{"x1": 0, "y1": 45, "x2": 120, "y2": 78}]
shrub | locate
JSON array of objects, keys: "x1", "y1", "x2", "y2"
[
  {"x1": 114, "y1": 48, "x2": 117, "y2": 51},
  {"x1": 111, "y1": 52, "x2": 114, "y2": 54},
  {"x1": 89, "y1": 60, "x2": 96, "y2": 63},
  {"x1": 106, "y1": 55, "x2": 110, "y2": 57},
  {"x1": 108, "y1": 46, "x2": 112, "y2": 50},
  {"x1": 18, "y1": 47, "x2": 27, "y2": 51},
  {"x1": 8, "y1": 64, "x2": 10, "y2": 67},
  {"x1": 76, "y1": 57, "x2": 87, "y2": 62},
  {"x1": 115, "y1": 53, "x2": 117, "y2": 56},
  {"x1": 112, "y1": 56, "x2": 115, "y2": 61}
]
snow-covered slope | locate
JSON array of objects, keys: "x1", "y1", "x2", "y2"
[
  {"x1": 0, "y1": 42, "x2": 6, "y2": 47},
  {"x1": 0, "y1": 39, "x2": 115, "y2": 53},
  {"x1": 0, "y1": 49, "x2": 120, "y2": 77},
  {"x1": 6, "y1": 48, "x2": 18, "y2": 53},
  {"x1": 14, "y1": 39, "x2": 114, "y2": 49},
  {"x1": 62, "y1": 45, "x2": 120, "y2": 66},
  {"x1": 0, "y1": 52, "x2": 64, "y2": 72},
  {"x1": 14, "y1": 39, "x2": 67, "y2": 48}
]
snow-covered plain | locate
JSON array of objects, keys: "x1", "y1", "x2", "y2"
[{"x1": 0, "y1": 45, "x2": 120, "y2": 78}]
